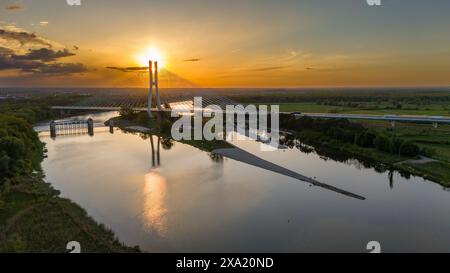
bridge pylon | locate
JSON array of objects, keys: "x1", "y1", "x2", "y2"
[{"x1": 148, "y1": 60, "x2": 162, "y2": 117}]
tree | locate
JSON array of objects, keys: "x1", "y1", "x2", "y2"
[
  {"x1": 374, "y1": 134, "x2": 391, "y2": 153},
  {"x1": 0, "y1": 136, "x2": 25, "y2": 160},
  {"x1": 355, "y1": 131, "x2": 376, "y2": 147},
  {"x1": 389, "y1": 138, "x2": 404, "y2": 155},
  {"x1": 399, "y1": 141, "x2": 420, "y2": 157},
  {"x1": 0, "y1": 153, "x2": 10, "y2": 178},
  {"x1": 119, "y1": 105, "x2": 136, "y2": 118}
]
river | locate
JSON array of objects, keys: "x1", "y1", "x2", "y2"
[{"x1": 37, "y1": 112, "x2": 450, "y2": 252}]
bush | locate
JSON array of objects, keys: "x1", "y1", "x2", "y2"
[
  {"x1": 399, "y1": 141, "x2": 420, "y2": 157},
  {"x1": 119, "y1": 105, "x2": 136, "y2": 118},
  {"x1": 420, "y1": 147, "x2": 436, "y2": 157},
  {"x1": 0, "y1": 153, "x2": 10, "y2": 175},
  {"x1": 0, "y1": 136, "x2": 25, "y2": 159},
  {"x1": 389, "y1": 138, "x2": 404, "y2": 155},
  {"x1": 355, "y1": 131, "x2": 376, "y2": 147},
  {"x1": 160, "y1": 120, "x2": 173, "y2": 134},
  {"x1": 374, "y1": 134, "x2": 391, "y2": 153}
]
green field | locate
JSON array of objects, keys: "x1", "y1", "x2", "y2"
[
  {"x1": 259, "y1": 102, "x2": 450, "y2": 116},
  {"x1": 355, "y1": 121, "x2": 450, "y2": 185}
]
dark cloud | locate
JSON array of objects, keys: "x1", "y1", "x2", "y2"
[
  {"x1": 0, "y1": 57, "x2": 87, "y2": 74},
  {"x1": 106, "y1": 66, "x2": 148, "y2": 72},
  {"x1": 251, "y1": 66, "x2": 287, "y2": 72},
  {"x1": 0, "y1": 28, "x2": 52, "y2": 47},
  {"x1": 0, "y1": 54, "x2": 41, "y2": 71},
  {"x1": 12, "y1": 48, "x2": 75, "y2": 62},
  {"x1": 183, "y1": 58, "x2": 200, "y2": 62},
  {"x1": 0, "y1": 46, "x2": 14, "y2": 55},
  {"x1": 38, "y1": 63, "x2": 87, "y2": 74},
  {"x1": 0, "y1": 47, "x2": 86, "y2": 74},
  {"x1": 6, "y1": 4, "x2": 24, "y2": 11}
]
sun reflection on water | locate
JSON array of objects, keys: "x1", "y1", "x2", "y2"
[{"x1": 143, "y1": 170, "x2": 168, "y2": 236}]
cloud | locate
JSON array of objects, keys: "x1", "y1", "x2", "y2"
[
  {"x1": 0, "y1": 54, "x2": 41, "y2": 71},
  {"x1": 12, "y1": 48, "x2": 75, "y2": 62},
  {"x1": 106, "y1": 66, "x2": 148, "y2": 72},
  {"x1": 38, "y1": 63, "x2": 87, "y2": 74},
  {"x1": 251, "y1": 66, "x2": 288, "y2": 72},
  {"x1": 0, "y1": 24, "x2": 87, "y2": 77},
  {"x1": 183, "y1": 58, "x2": 200, "y2": 62},
  {"x1": 6, "y1": 4, "x2": 23, "y2": 11},
  {"x1": 0, "y1": 47, "x2": 86, "y2": 74},
  {"x1": 0, "y1": 56, "x2": 87, "y2": 74},
  {"x1": 0, "y1": 28, "x2": 52, "y2": 47},
  {"x1": 0, "y1": 46, "x2": 14, "y2": 55}
]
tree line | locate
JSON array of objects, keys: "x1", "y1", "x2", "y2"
[
  {"x1": 280, "y1": 116, "x2": 420, "y2": 157},
  {"x1": 0, "y1": 102, "x2": 54, "y2": 184}
]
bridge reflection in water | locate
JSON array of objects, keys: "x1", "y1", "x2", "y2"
[{"x1": 150, "y1": 134, "x2": 161, "y2": 168}]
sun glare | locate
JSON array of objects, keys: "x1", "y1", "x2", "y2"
[{"x1": 137, "y1": 47, "x2": 165, "y2": 68}]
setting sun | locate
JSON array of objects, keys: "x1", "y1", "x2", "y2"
[{"x1": 136, "y1": 47, "x2": 165, "y2": 68}]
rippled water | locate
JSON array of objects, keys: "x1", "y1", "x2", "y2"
[{"x1": 38, "y1": 112, "x2": 450, "y2": 252}]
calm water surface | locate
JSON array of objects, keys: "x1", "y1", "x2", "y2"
[{"x1": 38, "y1": 112, "x2": 450, "y2": 252}]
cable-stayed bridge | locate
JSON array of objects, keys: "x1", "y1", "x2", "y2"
[
  {"x1": 53, "y1": 88, "x2": 239, "y2": 113},
  {"x1": 50, "y1": 61, "x2": 450, "y2": 127}
]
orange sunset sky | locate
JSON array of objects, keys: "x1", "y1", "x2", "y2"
[{"x1": 1, "y1": 0, "x2": 450, "y2": 88}]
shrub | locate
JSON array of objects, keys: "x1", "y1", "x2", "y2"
[
  {"x1": 0, "y1": 136, "x2": 25, "y2": 159},
  {"x1": 374, "y1": 134, "x2": 391, "y2": 153},
  {"x1": 0, "y1": 153, "x2": 10, "y2": 176},
  {"x1": 420, "y1": 147, "x2": 436, "y2": 157},
  {"x1": 399, "y1": 141, "x2": 420, "y2": 157},
  {"x1": 389, "y1": 138, "x2": 404, "y2": 155},
  {"x1": 119, "y1": 105, "x2": 136, "y2": 118},
  {"x1": 355, "y1": 131, "x2": 376, "y2": 147}
]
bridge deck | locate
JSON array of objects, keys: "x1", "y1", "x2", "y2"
[{"x1": 51, "y1": 105, "x2": 450, "y2": 124}]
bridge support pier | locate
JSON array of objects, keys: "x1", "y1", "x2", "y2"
[
  {"x1": 50, "y1": 120, "x2": 56, "y2": 139},
  {"x1": 87, "y1": 118, "x2": 94, "y2": 136},
  {"x1": 433, "y1": 122, "x2": 438, "y2": 129},
  {"x1": 147, "y1": 60, "x2": 161, "y2": 118},
  {"x1": 109, "y1": 120, "x2": 114, "y2": 134},
  {"x1": 390, "y1": 120, "x2": 396, "y2": 128}
]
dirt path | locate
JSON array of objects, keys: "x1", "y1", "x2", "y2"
[{"x1": 395, "y1": 156, "x2": 437, "y2": 166}]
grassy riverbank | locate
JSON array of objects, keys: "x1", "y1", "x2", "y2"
[
  {"x1": 0, "y1": 175, "x2": 137, "y2": 252},
  {"x1": 0, "y1": 102, "x2": 138, "y2": 252},
  {"x1": 281, "y1": 116, "x2": 450, "y2": 187}
]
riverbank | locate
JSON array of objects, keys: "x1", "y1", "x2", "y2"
[
  {"x1": 283, "y1": 127, "x2": 450, "y2": 187},
  {"x1": 0, "y1": 104, "x2": 138, "y2": 252},
  {"x1": 0, "y1": 174, "x2": 138, "y2": 252}
]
